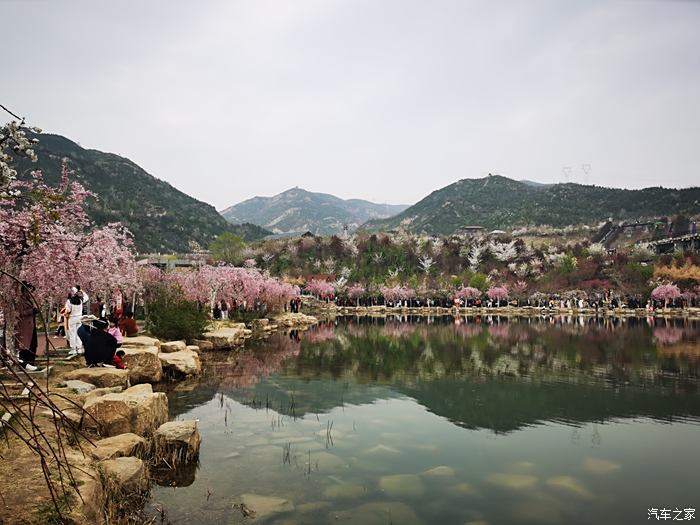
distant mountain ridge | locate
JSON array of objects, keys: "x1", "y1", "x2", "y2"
[
  {"x1": 221, "y1": 188, "x2": 409, "y2": 236},
  {"x1": 363, "y1": 175, "x2": 700, "y2": 235},
  {"x1": 16, "y1": 134, "x2": 270, "y2": 252}
]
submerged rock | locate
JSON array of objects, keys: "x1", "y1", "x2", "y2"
[
  {"x1": 296, "y1": 501, "x2": 332, "y2": 514},
  {"x1": 545, "y1": 476, "x2": 593, "y2": 499},
  {"x1": 582, "y1": 458, "x2": 621, "y2": 475},
  {"x1": 485, "y1": 473, "x2": 538, "y2": 490},
  {"x1": 422, "y1": 466, "x2": 455, "y2": 477},
  {"x1": 329, "y1": 501, "x2": 422, "y2": 525},
  {"x1": 238, "y1": 494, "x2": 295, "y2": 519},
  {"x1": 323, "y1": 482, "x2": 367, "y2": 500},
  {"x1": 83, "y1": 383, "x2": 168, "y2": 436},
  {"x1": 65, "y1": 368, "x2": 130, "y2": 389},
  {"x1": 363, "y1": 444, "x2": 400, "y2": 455},
  {"x1": 90, "y1": 433, "x2": 147, "y2": 461},
  {"x1": 121, "y1": 346, "x2": 162, "y2": 384},
  {"x1": 312, "y1": 451, "x2": 348, "y2": 471},
  {"x1": 448, "y1": 482, "x2": 480, "y2": 496},
  {"x1": 378, "y1": 474, "x2": 425, "y2": 498}
]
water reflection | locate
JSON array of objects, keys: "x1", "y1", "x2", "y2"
[{"x1": 151, "y1": 316, "x2": 700, "y2": 525}]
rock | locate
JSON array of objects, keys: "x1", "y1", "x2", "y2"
[
  {"x1": 272, "y1": 313, "x2": 318, "y2": 328},
  {"x1": 151, "y1": 461, "x2": 198, "y2": 488},
  {"x1": 83, "y1": 383, "x2": 168, "y2": 437},
  {"x1": 422, "y1": 466, "x2": 455, "y2": 477},
  {"x1": 186, "y1": 345, "x2": 200, "y2": 353},
  {"x1": 65, "y1": 368, "x2": 130, "y2": 389},
  {"x1": 202, "y1": 325, "x2": 252, "y2": 349},
  {"x1": 122, "y1": 335, "x2": 161, "y2": 348},
  {"x1": 100, "y1": 456, "x2": 148, "y2": 492},
  {"x1": 329, "y1": 502, "x2": 422, "y2": 525},
  {"x1": 363, "y1": 444, "x2": 400, "y2": 455},
  {"x1": 323, "y1": 483, "x2": 367, "y2": 500},
  {"x1": 84, "y1": 386, "x2": 123, "y2": 402},
  {"x1": 191, "y1": 339, "x2": 214, "y2": 351},
  {"x1": 153, "y1": 420, "x2": 201, "y2": 464},
  {"x1": 90, "y1": 433, "x2": 147, "y2": 461},
  {"x1": 545, "y1": 476, "x2": 593, "y2": 499},
  {"x1": 63, "y1": 380, "x2": 96, "y2": 395},
  {"x1": 122, "y1": 346, "x2": 163, "y2": 383},
  {"x1": 582, "y1": 458, "x2": 621, "y2": 475},
  {"x1": 378, "y1": 474, "x2": 425, "y2": 498},
  {"x1": 239, "y1": 494, "x2": 295, "y2": 519},
  {"x1": 448, "y1": 482, "x2": 479, "y2": 496},
  {"x1": 161, "y1": 340, "x2": 187, "y2": 353},
  {"x1": 249, "y1": 318, "x2": 271, "y2": 331},
  {"x1": 159, "y1": 350, "x2": 201, "y2": 378},
  {"x1": 312, "y1": 451, "x2": 348, "y2": 471},
  {"x1": 485, "y1": 473, "x2": 538, "y2": 491}
]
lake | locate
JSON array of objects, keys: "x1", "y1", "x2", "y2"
[{"x1": 148, "y1": 315, "x2": 700, "y2": 524}]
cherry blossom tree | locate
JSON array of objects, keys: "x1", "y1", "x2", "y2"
[
  {"x1": 347, "y1": 284, "x2": 366, "y2": 305},
  {"x1": 487, "y1": 285, "x2": 509, "y2": 303},
  {"x1": 455, "y1": 286, "x2": 481, "y2": 301},
  {"x1": 651, "y1": 284, "x2": 681, "y2": 308},
  {"x1": 305, "y1": 278, "x2": 335, "y2": 300}
]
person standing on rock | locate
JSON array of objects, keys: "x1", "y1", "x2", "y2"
[{"x1": 66, "y1": 287, "x2": 85, "y2": 358}]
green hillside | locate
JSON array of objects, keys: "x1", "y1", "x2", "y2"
[
  {"x1": 363, "y1": 175, "x2": 700, "y2": 234},
  {"x1": 15, "y1": 134, "x2": 269, "y2": 252}
]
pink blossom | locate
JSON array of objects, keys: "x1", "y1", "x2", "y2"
[{"x1": 487, "y1": 285, "x2": 509, "y2": 301}]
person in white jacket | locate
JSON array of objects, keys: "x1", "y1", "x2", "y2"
[{"x1": 66, "y1": 287, "x2": 84, "y2": 357}]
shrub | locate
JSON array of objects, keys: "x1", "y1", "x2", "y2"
[{"x1": 147, "y1": 290, "x2": 208, "y2": 342}]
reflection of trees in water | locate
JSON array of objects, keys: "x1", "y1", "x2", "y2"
[
  {"x1": 654, "y1": 326, "x2": 685, "y2": 345},
  {"x1": 303, "y1": 323, "x2": 337, "y2": 343}
]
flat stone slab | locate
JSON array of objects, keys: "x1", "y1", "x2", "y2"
[
  {"x1": 90, "y1": 433, "x2": 147, "y2": 461},
  {"x1": 122, "y1": 335, "x2": 161, "y2": 348},
  {"x1": 122, "y1": 346, "x2": 163, "y2": 384},
  {"x1": 202, "y1": 325, "x2": 252, "y2": 349},
  {"x1": 160, "y1": 340, "x2": 186, "y2": 353},
  {"x1": 191, "y1": 339, "x2": 214, "y2": 351},
  {"x1": 272, "y1": 313, "x2": 318, "y2": 328},
  {"x1": 65, "y1": 368, "x2": 130, "y2": 389},
  {"x1": 83, "y1": 383, "x2": 168, "y2": 437},
  {"x1": 63, "y1": 380, "x2": 96, "y2": 395},
  {"x1": 100, "y1": 456, "x2": 148, "y2": 492},
  {"x1": 159, "y1": 350, "x2": 201, "y2": 377}
]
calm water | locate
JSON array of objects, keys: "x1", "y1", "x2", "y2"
[{"x1": 148, "y1": 316, "x2": 700, "y2": 525}]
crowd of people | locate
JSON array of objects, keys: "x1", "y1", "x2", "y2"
[{"x1": 7, "y1": 284, "x2": 139, "y2": 373}]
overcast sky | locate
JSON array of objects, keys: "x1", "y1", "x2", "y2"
[{"x1": 2, "y1": 0, "x2": 699, "y2": 209}]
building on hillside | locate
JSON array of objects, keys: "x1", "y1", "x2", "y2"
[
  {"x1": 136, "y1": 253, "x2": 207, "y2": 271},
  {"x1": 460, "y1": 226, "x2": 485, "y2": 235}
]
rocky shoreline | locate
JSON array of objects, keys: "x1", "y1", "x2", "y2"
[{"x1": 0, "y1": 312, "x2": 319, "y2": 524}]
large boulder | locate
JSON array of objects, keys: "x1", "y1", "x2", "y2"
[
  {"x1": 159, "y1": 350, "x2": 201, "y2": 378},
  {"x1": 191, "y1": 339, "x2": 214, "y2": 351},
  {"x1": 272, "y1": 313, "x2": 319, "y2": 328},
  {"x1": 153, "y1": 420, "x2": 201, "y2": 464},
  {"x1": 65, "y1": 368, "x2": 130, "y2": 389},
  {"x1": 201, "y1": 324, "x2": 252, "y2": 349},
  {"x1": 185, "y1": 345, "x2": 200, "y2": 353},
  {"x1": 122, "y1": 335, "x2": 161, "y2": 348},
  {"x1": 100, "y1": 456, "x2": 148, "y2": 492},
  {"x1": 83, "y1": 383, "x2": 168, "y2": 437},
  {"x1": 90, "y1": 433, "x2": 147, "y2": 461},
  {"x1": 121, "y1": 346, "x2": 163, "y2": 384},
  {"x1": 160, "y1": 340, "x2": 187, "y2": 353}
]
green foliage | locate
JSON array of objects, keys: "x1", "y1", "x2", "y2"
[
  {"x1": 209, "y1": 232, "x2": 246, "y2": 264},
  {"x1": 559, "y1": 254, "x2": 577, "y2": 274},
  {"x1": 13, "y1": 133, "x2": 270, "y2": 252},
  {"x1": 146, "y1": 288, "x2": 208, "y2": 341},
  {"x1": 469, "y1": 272, "x2": 489, "y2": 291},
  {"x1": 364, "y1": 175, "x2": 700, "y2": 235}
]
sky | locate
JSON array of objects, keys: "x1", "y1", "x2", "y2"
[{"x1": 2, "y1": 0, "x2": 699, "y2": 209}]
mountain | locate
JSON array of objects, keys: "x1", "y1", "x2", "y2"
[
  {"x1": 220, "y1": 187, "x2": 409, "y2": 236},
  {"x1": 363, "y1": 175, "x2": 700, "y2": 235},
  {"x1": 16, "y1": 134, "x2": 270, "y2": 252}
]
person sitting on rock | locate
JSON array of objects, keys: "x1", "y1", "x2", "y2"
[
  {"x1": 112, "y1": 349, "x2": 126, "y2": 369},
  {"x1": 118, "y1": 311, "x2": 138, "y2": 337},
  {"x1": 84, "y1": 318, "x2": 118, "y2": 367}
]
